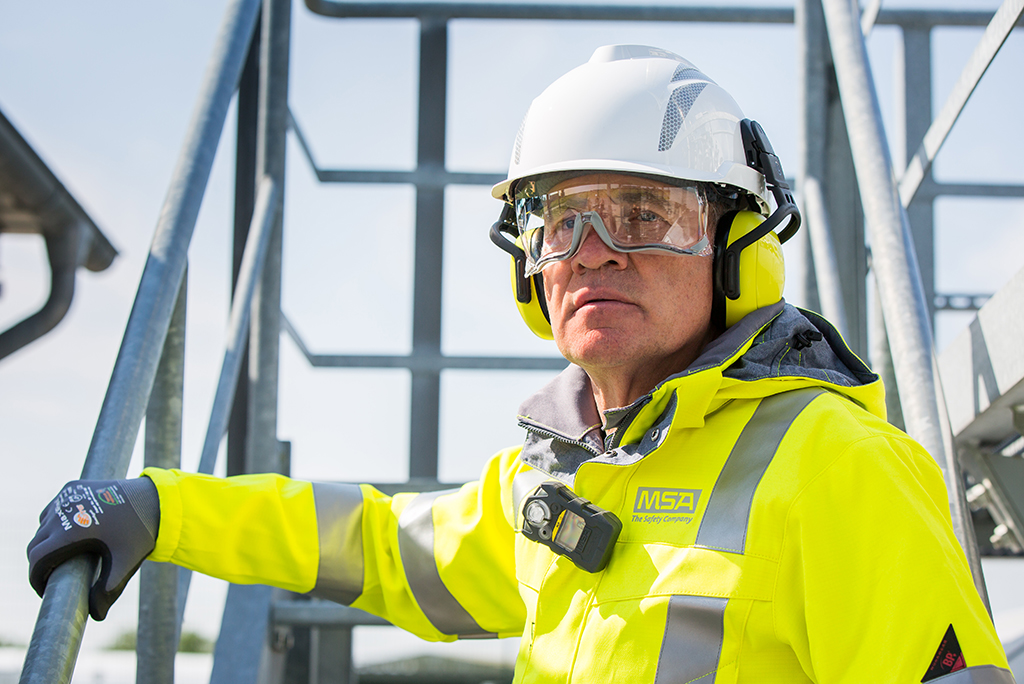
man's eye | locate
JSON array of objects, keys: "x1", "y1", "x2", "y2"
[
  {"x1": 554, "y1": 215, "x2": 577, "y2": 232},
  {"x1": 626, "y1": 208, "x2": 668, "y2": 226}
]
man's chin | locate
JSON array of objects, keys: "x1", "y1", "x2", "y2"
[{"x1": 556, "y1": 328, "x2": 638, "y2": 369}]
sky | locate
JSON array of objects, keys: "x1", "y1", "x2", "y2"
[{"x1": 1, "y1": 0, "x2": 1023, "y2": 678}]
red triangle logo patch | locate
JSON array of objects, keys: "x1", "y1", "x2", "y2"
[{"x1": 922, "y1": 624, "x2": 966, "y2": 682}]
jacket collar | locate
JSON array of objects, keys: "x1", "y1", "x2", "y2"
[{"x1": 516, "y1": 302, "x2": 884, "y2": 479}]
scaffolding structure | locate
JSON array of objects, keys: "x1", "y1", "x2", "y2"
[{"x1": 17, "y1": 1, "x2": 1024, "y2": 682}]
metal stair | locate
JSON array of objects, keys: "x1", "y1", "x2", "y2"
[{"x1": 940, "y1": 263, "x2": 1024, "y2": 554}]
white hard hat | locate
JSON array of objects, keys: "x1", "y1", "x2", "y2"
[{"x1": 491, "y1": 44, "x2": 769, "y2": 213}]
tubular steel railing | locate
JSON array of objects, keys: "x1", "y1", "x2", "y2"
[{"x1": 18, "y1": 0, "x2": 263, "y2": 681}]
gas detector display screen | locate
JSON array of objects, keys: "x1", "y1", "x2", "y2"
[{"x1": 554, "y1": 510, "x2": 586, "y2": 552}]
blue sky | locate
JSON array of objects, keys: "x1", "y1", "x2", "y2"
[{"x1": 2, "y1": 0, "x2": 1023, "y2": 673}]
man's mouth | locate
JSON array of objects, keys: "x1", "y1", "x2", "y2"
[{"x1": 574, "y1": 289, "x2": 634, "y2": 309}]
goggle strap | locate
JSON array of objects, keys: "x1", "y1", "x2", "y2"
[{"x1": 489, "y1": 204, "x2": 534, "y2": 304}]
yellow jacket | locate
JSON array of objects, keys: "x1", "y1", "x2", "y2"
[{"x1": 144, "y1": 303, "x2": 1013, "y2": 683}]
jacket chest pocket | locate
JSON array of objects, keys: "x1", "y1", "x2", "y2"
[
  {"x1": 572, "y1": 593, "x2": 743, "y2": 684},
  {"x1": 567, "y1": 544, "x2": 776, "y2": 684}
]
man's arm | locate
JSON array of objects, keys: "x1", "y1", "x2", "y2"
[{"x1": 30, "y1": 449, "x2": 527, "y2": 641}]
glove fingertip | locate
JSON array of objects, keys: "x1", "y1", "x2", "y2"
[{"x1": 88, "y1": 583, "x2": 114, "y2": 621}]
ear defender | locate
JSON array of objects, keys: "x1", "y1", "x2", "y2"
[{"x1": 712, "y1": 210, "x2": 785, "y2": 330}]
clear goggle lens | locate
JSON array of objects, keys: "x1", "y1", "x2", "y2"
[{"x1": 513, "y1": 177, "x2": 713, "y2": 277}]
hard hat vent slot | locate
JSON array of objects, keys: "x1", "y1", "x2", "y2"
[
  {"x1": 670, "y1": 66, "x2": 713, "y2": 85},
  {"x1": 659, "y1": 82, "x2": 707, "y2": 152}
]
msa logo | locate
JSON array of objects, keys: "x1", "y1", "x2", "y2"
[{"x1": 634, "y1": 488, "x2": 702, "y2": 514}]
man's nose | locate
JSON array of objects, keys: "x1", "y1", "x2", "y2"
[{"x1": 571, "y1": 217, "x2": 627, "y2": 273}]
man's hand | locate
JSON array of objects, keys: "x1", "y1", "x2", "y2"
[{"x1": 28, "y1": 478, "x2": 160, "y2": 621}]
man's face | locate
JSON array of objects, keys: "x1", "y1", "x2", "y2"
[{"x1": 540, "y1": 173, "x2": 716, "y2": 383}]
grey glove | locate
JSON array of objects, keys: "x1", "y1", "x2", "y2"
[{"x1": 28, "y1": 477, "x2": 160, "y2": 621}]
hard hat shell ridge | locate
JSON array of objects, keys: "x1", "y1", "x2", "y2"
[{"x1": 492, "y1": 44, "x2": 768, "y2": 212}]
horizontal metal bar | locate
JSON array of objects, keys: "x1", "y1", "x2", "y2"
[
  {"x1": 919, "y1": 181, "x2": 1024, "y2": 199},
  {"x1": 899, "y1": 0, "x2": 1024, "y2": 207},
  {"x1": 289, "y1": 109, "x2": 503, "y2": 186},
  {"x1": 315, "y1": 168, "x2": 505, "y2": 187},
  {"x1": 877, "y1": 8, "x2": 1024, "y2": 28},
  {"x1": 306, "y1": 353, "x2": 568, "y2": 371},
  {"x1": 305, "y1": 1, "x2": 793, "y2": 22},
  {"x1": 934, "y1": 293, "x2": 991, "y2": 311},
  {"x1": 282, "y1": 313, "x2": 567, "y2": 371},
  {"x1": 304, "y1": 2, "x2": 1022, "y2": 29},
  {"x1": 367, "y1": 478, "x2": 462, "y2": 495},
  {"x1": 272, "y1": 601, "x2": 390, "y2": 627}
]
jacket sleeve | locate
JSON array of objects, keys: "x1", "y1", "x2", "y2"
[
  {"x1": 349, "y1": 446, "x2": 525, "y2": 640},
  {"x1": 142, "y1": 446, "x2": 525, "y2": 643},
  {"x1": 773, "y1": 433, "x2": 1014, "y2": 683}
]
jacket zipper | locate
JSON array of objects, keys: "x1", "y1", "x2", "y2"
[
  {"x1": 607, "y1": 397, "x2": 652, "y2": 451},
  {"x1": 519, "y1": 422, "x2": 604, "y2": 458}
]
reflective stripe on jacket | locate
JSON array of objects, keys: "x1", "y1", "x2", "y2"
[{"x1": 144, "y1": 303, "x2": 1014, "y2": 683}]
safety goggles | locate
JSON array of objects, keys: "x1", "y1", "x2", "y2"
[{"x1": 513, "y1": 176, "x2": 713, "y2": 277}]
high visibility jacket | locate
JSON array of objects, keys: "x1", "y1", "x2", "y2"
[{"x1": 144, "y1": 303, "x2": 1014, "y2": 683}]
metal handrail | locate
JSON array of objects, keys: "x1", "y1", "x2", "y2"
[
  {"x1": 18, "y1": 0, "x2": 262, "y2": 681},
  {"x1": 819, "y1": 0, "x2": 989, "y2": 608}
]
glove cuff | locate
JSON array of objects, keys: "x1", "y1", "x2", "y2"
[{"x1": 121, "y1": 477, "x2": 160, "y2": 541}]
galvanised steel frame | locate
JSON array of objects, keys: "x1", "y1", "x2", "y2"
[{"x1": 18, "y1": 1, "x2": 1023, "y2": 682}]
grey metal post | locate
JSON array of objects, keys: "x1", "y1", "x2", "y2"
[
  {"x1": 409, "y1": 16, "x2": 448, "y2": 479},
  {"x1": 897, "y1": 26, "x2": 936, "y2": 328},
  {"x1": 138, "y1": 272, "x2": 187, "y2": 684},
  {"x1": 247, "y1": 0, "x2": 291, "y2": 477},
  {"x1": 871, "y1": 291, "x2": 905, "y2": 431},
  {"x1": 231, "y1": 14, "x2": 262, "y2": 477},
  {"x1": 801, "y1": 177, "x2": 850, "y2": 339},
  {"x1": 819, "y1": 0, "x2": 988, "y2": 607},
  {"x1": 869, "y1": 23, "x2": 933, "y2": 429},
  {"x1": 210, "y1": 1, "x2": 292, "y2": 682},
  {"x1": 795, "y1": 0, "x2": 825, "y2": 314},
  {"x1": 18, "y1": 2, "x2": 261, "y2": 682},
  {"x1": 797, "y1": 0, "x2": 867, "y2": 358},
  {"x1": 175, "y1": 176, "x2": 281, "y2": 632}
]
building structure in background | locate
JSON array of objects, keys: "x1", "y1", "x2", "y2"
[{"x1": 0, "y1": 108, "x2": 116, "y2": 361}]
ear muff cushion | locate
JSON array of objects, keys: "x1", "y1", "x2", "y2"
[
  {"x1": 713, "y1": 211, "x2": 785, "y2": 329},
  {"x1": 509, "y1": 238, "x2": 554, "y2": 340}
]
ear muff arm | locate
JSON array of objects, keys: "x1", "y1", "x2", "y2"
[
  {"x1": 489, "y1": 202, "x2": 534, "y2": 304},
  {"x1": 740, "y1": 119, "x2": 802, "y2": 246}
]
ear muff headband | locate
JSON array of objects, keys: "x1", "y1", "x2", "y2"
[{"x1": 712, "y1": 211, "x2": 785, "y2": 330}]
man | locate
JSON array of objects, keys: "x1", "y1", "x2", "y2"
[{"x1": 30, "y1": 45, "x2": 1013, "y2": 683}]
